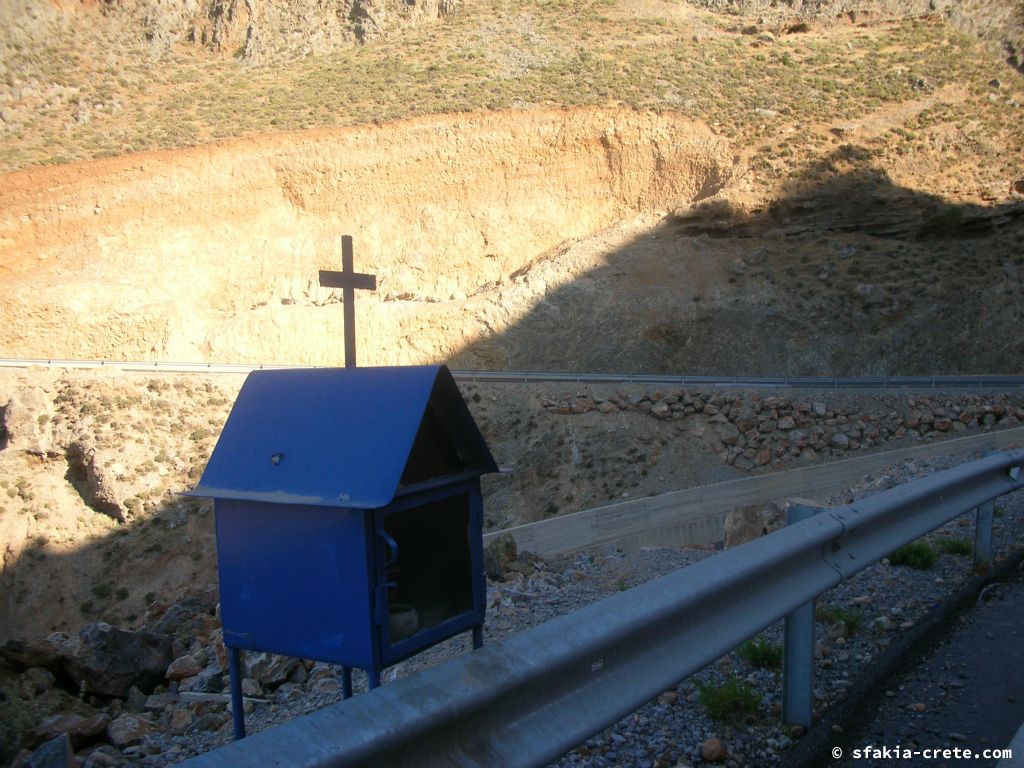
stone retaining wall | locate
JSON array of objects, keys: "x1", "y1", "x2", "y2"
[{"x1": 543, "y1": 390, "x2": 1024, "y2": 470}]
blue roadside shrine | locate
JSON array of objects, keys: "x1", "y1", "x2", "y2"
[{"x1": 187, "y1": 237, "x2": 498, "y2": 739}]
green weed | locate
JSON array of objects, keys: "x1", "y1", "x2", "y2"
[
  {"x1": 888, "y1": 541, "x2": 937, "y2": 570},
  {"x1": 91, "y1": 583, "x2": 112, "y2": 599},
  {"x1": 737, "y1": 637, "x2": 783, "y2": 669},
  {"x1": 937, "y1": 537, "x2": 972, "y2": 556},
  {"x1": 818, "y1": 604, "x2": 865, "y2": 633},
  {"x1": 697, "y1": 675, "x2": 761, "y2": 724}
]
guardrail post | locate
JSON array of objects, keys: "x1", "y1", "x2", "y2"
[
  {"x1": 973, "y1": 500, "x2": 994, "y2": 573},
  {"x1": 782, "y1": 501, "x2": 824, "y2": 729}
]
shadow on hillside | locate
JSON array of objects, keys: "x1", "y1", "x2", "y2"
[
  {"x1": 448, "y1": 148, "x2": 1024, "y2": 377},
  {"x1": 0, "y1": 491, "x2": 219, "y2": 651},
  {"x1": 3, "y1": 147, "x2": 1024, "y2": 748},
  {"x1": 0, "y1": 489, "x2": 221, "y2": 761}
]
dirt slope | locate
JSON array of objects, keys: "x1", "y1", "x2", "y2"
[
  {"x1": 3, "y1": 99, "x2": 1022, "y2": 374},
  {"x1": 0, "y1": 108, "x2": 734, "y2": 367}
]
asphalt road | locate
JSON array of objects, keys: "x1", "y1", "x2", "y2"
[{"x1": 831, "y1": 565, "x2": 1024, "y2": 768}]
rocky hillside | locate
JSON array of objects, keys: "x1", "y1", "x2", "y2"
[
  {"x1": 2, "y1": 2, "x2": 1023, "y2": 375},
  {"x1": 3, "y1": 364, "x2": 1023, "y2": 645},
  {"x1": 2, "y1": 425, "x2": 1022, "y2": 766},
  {"x1": 0, "y1": 0, "x2": 454, "y2": 65},
  {"x1": 689, "y1": 0, "x2": 1024, "y2": 70},
  {"x1": 0, "y1": 109, "x2": 736, "y2": 369},
  {"x1": 1, "y1": 0, "x2": 1024, "y2": 763},
  {"x1": 1, "y1": 0, "x2": 1023, "y2": 646},
  {"x1": 1, "y1": 103, "x2": 1023, "y2": 374}
]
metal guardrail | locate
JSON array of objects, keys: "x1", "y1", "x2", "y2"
[
  {"x1": 177, "y1": 450, "x2": 1024, "y2": 768},
  {"x1": 0, "y1": 358, "x2": 297, "y2": 374},
  {"x1": 1, "y1": 357, "x2": 1023, "y2": 388},
  {"x1": 457, "y1": 372, "x2": 1024, "y2": 388}
]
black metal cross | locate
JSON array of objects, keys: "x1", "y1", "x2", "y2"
[{"x1": 318, "y1": 235, "x2": 377, "y2": 368}]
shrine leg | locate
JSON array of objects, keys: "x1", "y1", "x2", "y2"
[
  {"x1": 341, "y1": 666, "x2": 353, "y2": 699},
  {"x1": 228, "y1": 647, "x2": 246, "y2": 740},
  {"x1": 472, "y1": 624, "x2": 484, "y2": 650},
  {"x1": 368, "y1": 668, "x2": 381, "y2": 689}
]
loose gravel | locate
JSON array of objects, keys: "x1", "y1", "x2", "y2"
[{"x1": 64, "y1": 451, "x2": 1024, "y2": 767}]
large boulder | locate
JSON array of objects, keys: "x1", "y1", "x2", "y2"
[
  {"x1": 722, "y1": 502, "x2": 783, "y2": 548},
  {"x1": 61, "y1": 624, "x2": 173, "y2": 698},
  {"x1": 150, "y1": 593, "x2": 218, "y2": 638},
  {"x1": 64, "y1": 440, "x2": 132, "y2": 523},
  {"x1": 105, "y1": 714, "x2": 158, "y2": 749},
  {"x1": 484, "y1": 533, "x2": 519, "y2": 581},
  {"x1": 483, "y1": 533, "x2": 541, "y2": 580}
]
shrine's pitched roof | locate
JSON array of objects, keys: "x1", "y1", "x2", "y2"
[{"x1": 188, "y1": 365, "x2": 497, "y2": 509}]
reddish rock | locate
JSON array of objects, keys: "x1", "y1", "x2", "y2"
[
  {"x1": 169, "y1": 709, "x2": 193, "y2": 735},
  {"x1": 212, "y1": 630, "x2": 228, "y2": 672},
  {"x1": 243, "y1": 652, "x2": 300, "y2": 688},
  {"x1": 166, "y1": 654, "x2": 203, "y2": 681},
  {"x1": 701, "y1": 737, "x2": 727, "y2": 762},
  {"x1": 105, "y1": 714, "x2": 158, "y2": 749}
]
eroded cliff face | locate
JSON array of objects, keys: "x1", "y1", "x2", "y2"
[
  {"x1": 0, "y1": 0, "x2": 455, "y2": 64},
  {"x1": 0, "y1": 108, "x2": 735, "y2": 367},
  {"x1": 2, "y1": 86, "x2": 1023, "y2": 377}
]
